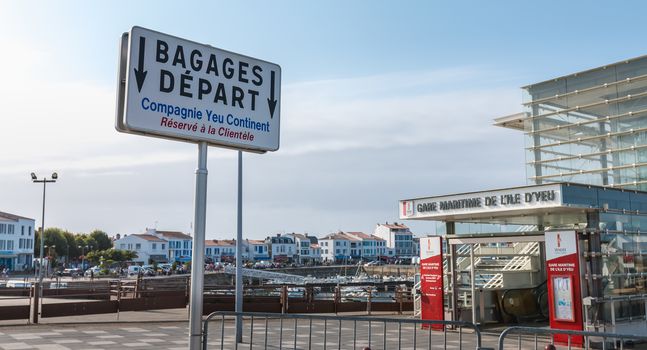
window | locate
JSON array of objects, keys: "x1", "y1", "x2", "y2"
[
  {"x1": 7, "y1": 225, "x2": 14, "y2": 234},
  {"x1": 0, "y1": 240, "x2": 5, "y2": 249},
  {"x1": 7, "y1": 241, "x2": 13, "y2": 249},
  {"x1": 135, "y1": 243, "x2": 141, "y2": 250},
  {"x1": 0, "y1": 224, "x2": 5, "y2": 234},
  {"x1": 28, "y1": 226, "x2": 32, "y2": 236},
  {"x1": 152, "y1": 243, "x2": 157, "y2": 250},
  {"x1": 161, "y1": 244, "x2": 165, "y2": 250},
  {"x1": 21, "y1": 226, "x2": 24, "y2": 235}
]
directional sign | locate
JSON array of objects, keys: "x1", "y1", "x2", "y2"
[{"x1": 116, "y1": 26, "x2": 281, "y2": 152}]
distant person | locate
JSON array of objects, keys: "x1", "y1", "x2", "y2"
[{"x1": 2, "y1": 267, "x2": 8, "y2": 279}]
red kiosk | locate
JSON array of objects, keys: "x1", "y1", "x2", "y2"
[{"x1": 419, "y1": 236, "x2": 444, "y2": 330}]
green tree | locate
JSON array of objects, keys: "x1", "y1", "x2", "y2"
[
  {"x1": 89, "y1": 230, "x2": 112, "y2": 251},
  {"x1": 39, "y1": 228, "x2": 69, "y2": 258},
  {"x1": 63, "y1": 231, "x2": 79, "y2": 260},
  {"x1": 75, "y1": 234, "x2": 98, "y2": 254},
  {"x1": 86, "y1": 249, "x2": 137, "y2": 265}
]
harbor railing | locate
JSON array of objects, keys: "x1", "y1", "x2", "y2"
[{"x1": 203, "y1": 311, "x2": 485, "y2": 350}]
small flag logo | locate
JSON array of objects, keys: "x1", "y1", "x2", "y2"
[{"x1": 402, "y1": 201, "x2": 414, "y2": 217}]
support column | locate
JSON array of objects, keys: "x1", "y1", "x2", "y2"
[
  {"x1": 446, "y1": 222, "x2": 458, "y2": 322},
  {"x1": 470, "y1": 243, "x2": 477, "y2": 325},
  {"x1": 537, "y1": 225, "x2": 546, "y2": 282},
  {"x1": 586, "y1": 212, "x2": 602, "y2": 298},
  {"x1": 189, "y1": 142, "x2": 208, "y2": 350}
]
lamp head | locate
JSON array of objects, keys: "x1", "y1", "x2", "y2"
[
  {"x1": 51, "y1": 172, "x2": 58, "y2": 180},
  {"x1": 31, "y1": 173, "x2": 37, "y2": 181}
]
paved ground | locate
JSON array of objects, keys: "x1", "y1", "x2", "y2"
[
  {"x1": 0, "y1": 322, "x2": 190, "y2": 350},
  {"x1": 0, "y1": 312, "x2": 574, "y2": 350},
  {"x1": 0, "y1": 307, "x2": 597, "y2": 350}
]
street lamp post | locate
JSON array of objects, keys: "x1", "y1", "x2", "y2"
[{"x1": 31, "y1": 172, "x2": 57, "y2": 288}]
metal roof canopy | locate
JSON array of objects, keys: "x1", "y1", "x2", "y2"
[{"x1": 399, "y1": 182, "x2": 647, "y2": 226}]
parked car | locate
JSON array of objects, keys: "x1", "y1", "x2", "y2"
[
  {"x1": 84, "y1": 266, "x2": 101, "y2": 277},
  {"x1": 127, "y1": 265, "x2": 142, "y2": 276},
  {"x1": 6, "y1": 280, "x2": 31, "y2": 288},
  {"x1": 62, "y1": 268, "x2": 82, "y2": 277}
]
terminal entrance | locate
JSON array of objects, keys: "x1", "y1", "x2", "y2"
[
  {"x1": 404, "y1": 183, "x2": 647, "y2": 336},
  {"x1": 445, "y1": 232, "x2": 547, "y2": 326}
]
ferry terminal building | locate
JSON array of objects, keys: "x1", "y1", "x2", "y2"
[{"x1": 402, "y1": 55, "x2": 647, "y2": 336}]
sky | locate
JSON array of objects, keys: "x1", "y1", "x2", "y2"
[{"x1": 1, "y1": 1, "x2": 646, "y2": 240}]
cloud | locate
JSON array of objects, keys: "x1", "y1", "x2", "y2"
[{"x1": 279, "y1": 69, "x2": 520, "y2": 155}]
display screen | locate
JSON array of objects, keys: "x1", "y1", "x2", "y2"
[{"x1": 552, "y1": 275, "x2": 575, "y2": 322}]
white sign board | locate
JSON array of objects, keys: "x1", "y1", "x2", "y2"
[
  {"x1": 116, "y1": 26, "x2": 281, "y2": 152},
  {"x1": 545, "y1": 231, "x2": 578, "y2": 261},
  {"x1": 399, "y1": 184, "x2": 562, "y2": 220},
  {"x1": 419, "y1": 237, "x2": 442, "y2": 260}
]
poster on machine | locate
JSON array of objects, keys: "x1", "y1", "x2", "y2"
[
  {"x1": 419, "y1": 236, "x2": 444, "y2": 330},
  {"x1": 545, "y1": 231, "x2": 583, "y2": 345}
]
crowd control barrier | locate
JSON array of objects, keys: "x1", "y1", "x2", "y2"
[
  {"x1": 497, "y1": 326, "x2": 647, "y2": 350},
  {"x1": 203, "y1": 311, "x2": 485, "y2": 349}
]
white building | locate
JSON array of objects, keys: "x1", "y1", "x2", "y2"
[
  {"x1": 205, "y1": 239, "x2": 236, "y2": 263},
  {"x1": 374, "y1": 222, "x2": 415, "y2": 258},
  {"x1": 0, "y1": 211, "x2": 35, "y2": 271},
  {"x1": 266, "y1": 234, "x2": 296, "y2": 263},
  {"x1": 309, "y1": 243, "x2": 322, "y2": 263},
  {"x1": 319, "y1": 232, "x2": 351, "y2": 263},
  {"x1": 285, "y1": 233, "x2": 321, "y2": 264},
  {"x1": 244, "y1": 239, "x2": 270, "y2": 261},
  {"x1": 115, "y1": 234, "x2": 168, "y2": 263},
  {"x1": 148, "y1": 229, "x2": 193, "y2": 263},
  {"x1": 344, "y1": 232, "x2": 387, "y2": 261}
]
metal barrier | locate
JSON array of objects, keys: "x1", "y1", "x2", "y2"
[
  {"x1": 497, "y1": 326, "x2": 647, "y2": 350},
  {"x1": 203, "y1": 311, "x2": 484, "y2": 350}
]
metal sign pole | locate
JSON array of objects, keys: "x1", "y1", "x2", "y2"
[
  {"x1": 235, "y1": 150, "x2": 243, "y2": 343},
  {"x1": 189, "y1": 142, "x2": 208, "y2": 350}
]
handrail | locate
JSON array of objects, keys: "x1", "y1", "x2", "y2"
[
  {"x1": 498, "y1": 325, "x2": 647, "y2": 350},
  {"x1": 203, "y1": 311, "x2": 483, "y2": 350}
]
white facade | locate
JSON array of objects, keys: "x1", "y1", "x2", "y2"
[
  {"x1": 0, "y1": 211, "x2": 35, "y2": 271},
  {"x1": 148, "y1": 229, "x2": 193, "y2": 263},
  {"x1": 115, "y1": 234, "x2": 168, "y2": 263},
  {"x1": 309, "y1": 244, "x2": 322, "y2": 262},
  {"x1": 344, "y1": 232, "x2": 387, "y2": 260},
  {"x1": 244, "y1": 240, "x2": 270, "y2": 261},
  {"x1": 374, "y1": 222, "x2": 415, "y2": 258},
  {"x1": 285, "y1": 233, "x2": 321, "y2": 263},
  {"x1": 266, "y1": 235, "x2": 297, "y2": 262},
  {"x1": 205, "y1": 240, "x2": 236, "y2": 263},
  {"x1": 320, "y1": 232, "x2": 351, "y2": 263}
]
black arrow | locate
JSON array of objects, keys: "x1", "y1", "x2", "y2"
[
  {"x1": 267, "y1": 70, "x2": 277, "y2": 119},
  {"x1": 134, "y1": 36, "x2": 147, "y2": 92}
]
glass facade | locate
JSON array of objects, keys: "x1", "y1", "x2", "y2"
[{"x1": 523, "y1": 55, "x2": 647, "y2": 190}]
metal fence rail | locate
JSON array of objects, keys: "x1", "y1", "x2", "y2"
[
  {"x1": 497, "y1": 326, "x2": 647, "y2": 350},
  {"x1": 203, "y1": 311, "x2": 484, "y2": 350}
]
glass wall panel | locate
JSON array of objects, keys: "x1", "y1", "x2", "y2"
[{"x1": 524, "y1": 56, "x2": 647, "y2": 189}]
